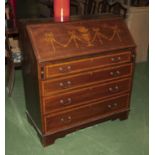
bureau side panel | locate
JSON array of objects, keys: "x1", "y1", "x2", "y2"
[{"x1": 19, "y1": 22, "x2": 42, "y2": 131}]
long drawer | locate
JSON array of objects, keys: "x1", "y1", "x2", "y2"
[
  {"x1": 44, "y1": 51, "x2": 131, "y2": 79},
  {"x1": 41, "y1": 63, "x2": 132, "y2": 96},
  {"x1": 44, "y1": 94, "x2": 130, "y2": 133},
  {"x1": 43, "y1": 78, "x2": 131, "y2": 114}
]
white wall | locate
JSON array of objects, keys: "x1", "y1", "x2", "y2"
[{"x1": 126, "y1": 6, "x2": 149, "y2": 62}]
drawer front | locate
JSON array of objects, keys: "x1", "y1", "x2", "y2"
[
  {"x1": 44, "y1": 51, "x2": 131, "y2": 79},
  {"x1": 44, "y1": 94, "x2": 130, "y2": 133},
  {"x1": 42, "y1": 63, "x2": 133, "y2": 96},
  {"x1": 43, "y1": 78, "x2": 131, "y2": 114}
]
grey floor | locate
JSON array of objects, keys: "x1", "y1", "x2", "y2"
[{"x1": 6, "y1": 62, "x2": 149, "y2": 155}]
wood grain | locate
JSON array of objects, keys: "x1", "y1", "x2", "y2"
[{"x1": 20, "y1": 15, "x2": 136, "y2": 146}]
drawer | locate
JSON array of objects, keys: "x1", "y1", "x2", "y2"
[
  {"x1": 44, "y1": 51, "x2": 131, "y2": 79},
  {"x1": 44, "y1": 94, "x2": 130, "y2": 133},
  {"x1": 43, "y1": 78, "x2": 131, "y2": 114},
  {"x1": 41, "y1": 63, "x2": 133, "y2": 96}
]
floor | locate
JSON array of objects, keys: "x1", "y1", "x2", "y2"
[{"x1": 5, "y1": 62, "x2": 149, "y2": 155}]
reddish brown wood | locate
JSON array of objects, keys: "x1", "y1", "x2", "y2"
[
  {"x1": 26, "y1": 109, "x2": 130, "y2": 147},
  {"x1": 20, "y1": 15, "x2": 136, "y2": 146},
  {"x1": 41, "y1": 63, "x2": 133, "y2": 96},
  {"x1": 44, "y1": 94, "x2": 130, "y2": 133},
  {"x1": 43, "y1": 78, "x2": 131, "y2": 114},
  {"x1": 26, "y1": 18, "x2": 135, "y2": 63},
  {"x1": 44, "y1": 51, "x2": 131, "y2": 79}
]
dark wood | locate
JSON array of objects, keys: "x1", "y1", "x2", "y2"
[
  {"x1": 26, "y1": 18, "x2": 135, "y2": 63},
  {"x1": 19, "y1": 21, "x2": 43, "y2": 131},
  {"x1": 42, "y1": 63, "x2": 133, "y2": 96},
  {"x1": 26, "y1": 109, "x2": 129, "y2": 147},
  {"x1": 43, "y1": 78, "x2": 131, "y2": 114},
  {"x1": 44, "y1": 94, "x2": 130, "y2": 133},
  {"x1": 44, "y1": 50, "x2": 131, "y2": 79},
  {"x1": 20, "y1": 15, "x2": 136, "y2": 146}
]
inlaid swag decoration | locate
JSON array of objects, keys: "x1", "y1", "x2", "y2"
[{"x1": 44, "y1": 24, "x2": 122, "y2": 53}]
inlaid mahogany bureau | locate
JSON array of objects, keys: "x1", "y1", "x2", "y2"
[{"x1": 20, "y1": 16, "x2": 136, "y2": 146}]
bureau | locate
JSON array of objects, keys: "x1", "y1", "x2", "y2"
[{"x1": 20, "y1": 15, "x2": 136, "y2": 146}]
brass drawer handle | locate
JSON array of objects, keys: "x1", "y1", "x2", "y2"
[
  {"x1": 111, "y1": 56, "x2": 121, "y2": 62},
  {"x1": 113, "y1": 103, "x2": 118, "y2": 107},
  {"x1": 60, "y1": 116, "x2": 72, "y2": 123},
  {"x1": 107, "y1": 104, "x2": 112, "y2": 108},
  {"x1": 60, "y1": 99, "x2": 64, "y2": 104},
  {"x1": 67, "y1": 81, "x2": 72, "y2": 86},
  {"x1": 67, "y1": 116, "x2": 72, "y2": 121},
  {"x1": 116, "y1": 70, "x2": 120, "y2": 75},
  {"x1": 110, "y1": 70, "x2": 121, "y2": 77},
  {"x1": 67, "y1": 65, "x2": 71, "y2": 71},
  {"x1": 59, "y1": 67, "x2": 64, "y2": 73},
  {"x1": 60, "y1": 98, "x2": 72, "y2": 105},
  {"x1": 110, "y1": 71, "x2": 114, "y2": 76},
  {"x1": 59, "y1": 82, "x2": 64, "y2": 87},
  {"x1": 108, "y1": 87, "x2": 113, "y2": 92},
  {"x1": 115, "y1": 85, "x2": 119, "y2": 90},
  {"x1": 107, "y1": 103, "x2": 118, "y2": 109},
  {"x1": 67, "y1": 98, "x2": 72, "y2": 104},
  {"x1": 108, "y1": 85, "x2": 119, "y2": 92},
  {"x1": 60, "y1": 118, "x2": 65, "y2": 122},
  {"x1": 59, "y1": 81, "x2": 72, "y2": 89},
  {"x1": 117, "y1": 56, "x2": 121, "y2": 61},
  {"x1": 58, "y1": 66, "x2": 71, "y2": 73},
  {"x1": 111, "y1": 57, "x2": 115, "y2": 62}
]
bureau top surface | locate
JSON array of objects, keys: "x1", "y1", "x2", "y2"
[{"x1": 26, "y1": 16, "x2": 135, "y2": 63}]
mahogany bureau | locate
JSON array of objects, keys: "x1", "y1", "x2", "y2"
[{"x1": 20, "y1": 16, "x2": 136, "y2": 146}]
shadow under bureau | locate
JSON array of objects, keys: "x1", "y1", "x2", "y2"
[{"x1": 20, "y1": 15, "x2": 136, "y2": 146}]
